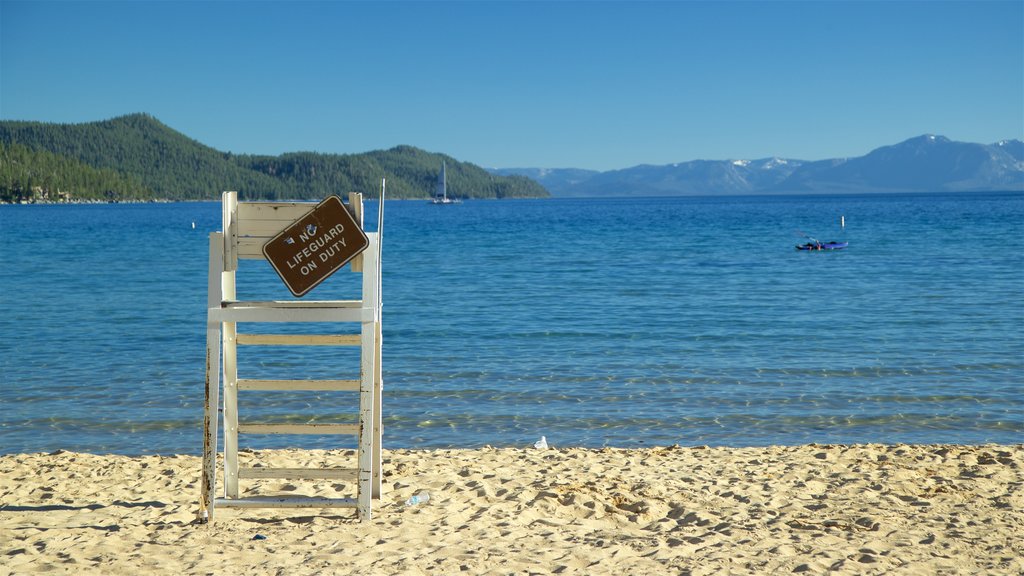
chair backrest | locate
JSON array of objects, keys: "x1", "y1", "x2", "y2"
[
  {"x1": 220, "y1": 190, "x2": 365, "y2": 272},
  {"x1": 219, "y1": 191, "x2": 373, "y2": 303}
]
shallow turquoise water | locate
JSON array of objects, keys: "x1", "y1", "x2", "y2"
[{"x1": 2, "y1": 192, "x2": 1022, "y2": 454}]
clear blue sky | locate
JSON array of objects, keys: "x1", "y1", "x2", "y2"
[{"x1": 1, "y1": 1, "x2": 1021, "y2": 171}]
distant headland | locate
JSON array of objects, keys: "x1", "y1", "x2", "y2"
[{"x1": 0, "y1": 114, "x2": 549, "y2": 204}]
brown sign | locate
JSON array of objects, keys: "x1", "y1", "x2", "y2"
[{"x1": 262, "y1": 196, "x2": 369, "y2": 297}]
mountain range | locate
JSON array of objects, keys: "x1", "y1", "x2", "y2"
[
  {"x1": 3, "y1": 114, "x2": 1020, "y2": 203},
  {"x1": 491, "y1": 135, "x2": 1024, "y2": 197}
]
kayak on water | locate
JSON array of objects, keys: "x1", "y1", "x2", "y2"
[{"x1": 796, "y1": 241, "x2": 848, "y2": 251}]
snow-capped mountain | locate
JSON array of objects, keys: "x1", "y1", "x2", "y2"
[{"x1": 492, "y1": 135, "x2": 1024, "y2": 197}]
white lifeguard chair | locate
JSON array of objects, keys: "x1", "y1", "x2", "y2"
[{"x1": 199, "y1": 191, "x2": 383, "y2": 523}]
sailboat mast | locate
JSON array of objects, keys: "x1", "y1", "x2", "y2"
[
  {"x1": 436, "y1": 160, "x2": 447, "y2": 201},
  {"x1": 430, "y1": 159, "x2": 460, "y2": 204}
]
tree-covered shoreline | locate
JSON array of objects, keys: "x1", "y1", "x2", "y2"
[
  {"x1": 0, "y1": 114, "x2": 549, "y2": 203},
  {"x1": 0, "y1": 141, "x2": 156, "y2": 204}
]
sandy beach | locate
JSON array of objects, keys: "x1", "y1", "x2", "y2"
[{"x1": 1, "y1": 443, "x2": 1021, "y2": 575}]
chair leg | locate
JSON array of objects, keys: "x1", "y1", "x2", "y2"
[
  {"x1": 223, "y1": 322, "x2": 239, "y2": 499},
  {"x1": 199, "y1": 322, "x2": 221, "y2": 523},
  {"x1": 200, "y1": 232, "x2": 225, "y2": 523},
  {"x1": 357, "y1": 317, "x2": 376, "y2": 521},
  {"x1": 372, "y1": 319, "x2": 383, "y2": 499}
]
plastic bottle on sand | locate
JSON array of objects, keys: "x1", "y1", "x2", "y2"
[{"x1": 405, "y1": 492, "x2": 430, "y2": 507}]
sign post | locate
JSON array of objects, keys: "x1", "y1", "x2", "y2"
[{"x1": 262, "y1": 196, "x2": 369, "y2": 297}]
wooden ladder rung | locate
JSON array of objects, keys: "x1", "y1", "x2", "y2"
[
  {"x1": 223, "y1": 300, "x2": 363, "y2": 309},
  {"x1": 210, "y1": 304, "x2": 373, "y2": 323},
  {"x1": 239, "y1": 467, "x2": 358, "y2": 480},
  {"x1": 237, "y1": 379, "x2": 360, "y2": 391},
  {"x1": 214, "y1": 496, "x2": 357, "y2": 509},
  {"x1": 236, "y1": 333, "x2": 361, "y2": 346},
  {"x1": 238, "y1": 423, "x2": 359, "y2": 435}
]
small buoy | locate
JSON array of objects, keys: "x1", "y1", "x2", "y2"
[
  {"x1": 841, "y1": 215, "x2": 845, "y2": 229},
  {"x1": 192, "y1": 221, "x2": 196, "y2": 229}
]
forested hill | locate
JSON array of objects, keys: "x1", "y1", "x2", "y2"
[
  {"x1": 0, "y1": 141, "x2": 156, "y2": 203},
  {"x1": 0, "y1": 114, "x2": 549, "y2": 202}
]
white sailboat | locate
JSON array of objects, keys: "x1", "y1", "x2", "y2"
[{"x1": 430, "y1": 160, "x2": 461, "y2": 204}]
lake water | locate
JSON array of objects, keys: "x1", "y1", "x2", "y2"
[{"x1": 2, "y1": 192, "x2": 1022, "y2": 455}]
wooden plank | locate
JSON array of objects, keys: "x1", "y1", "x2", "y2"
[
  {"x1": 200, "y1": 234, "x2": 224, "y2": 523},
  {"x1": 237, "y1": 220, "x2": 295, "y2": 237},
  {"x1": 211, "y1": 306, "x2": 372, "y2": 324},
  {"x1": 214, "y1": 496, "x2": 357, "y2": 509},
  {"x1": 237, "y1": 379, "x2": 359, "y2": 391},
  {"x1": 223, "y1": 300, "x2": 363, "y2": 309},
  {"x1": 238, "y1": 467, "x2": 358, "y2": 480},
  {"x1": 223, "y1": 191, "x2": 239, "y2": 271},
  {"x1": 235, "y1": 203, "x2": 315, "y2": 258},
  {"x1": 237, "y1": 221, "x2": 294, "y2": 237},
  {"x1": 358, "y1": 241, "x2": 378, "y2": 520},
  {"x1": 349, "y1": 192, "x2": 363, "y2": 273},
  {"x1": 372, "y1": 318, "x2": 383, "y2": 499},
  {"x1": 238, "y1": 423, "x2": 359, "y2": 435},
  {"x1": 223, "y1": 321, "x2": 240, "y2": 499},
  {"x1": 236, "y1": 333, "x2": 361, "y2": 346},
  {"x1": 237, "y1": 202, "x2": 364, "y2": 238},
  {"x1": 237, "y1": 238, "x2": 272, "y2": 259},
  {"x1": 237, "y1": 202, "x2": 315, "y2": 223}
]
